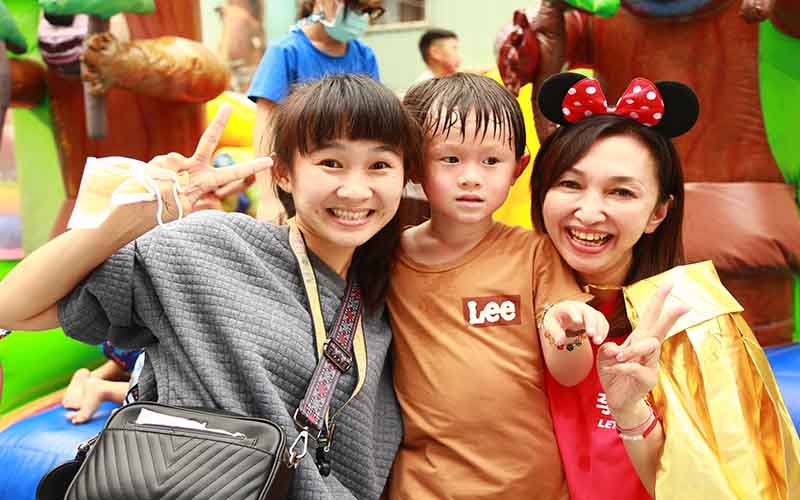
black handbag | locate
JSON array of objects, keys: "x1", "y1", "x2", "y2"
[
  {"x1": 36, "y1": 221, "x2": 367, "y2": 500},
  {"x1": 39, "y1": 402, "x2": 293, "y2": 500}
]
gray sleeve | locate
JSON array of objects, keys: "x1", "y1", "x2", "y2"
[{"x1": 58, "y1": 238, "x2": 158, "y2": 349}]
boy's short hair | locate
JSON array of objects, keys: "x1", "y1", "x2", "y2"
[
  {"x1": 403, "y1": 73, "x2": 526, "y2": 160},
  {"x1": 418, "y1": 29, "x2": 458, "y2": 64}
]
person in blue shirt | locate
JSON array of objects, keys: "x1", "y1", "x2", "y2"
[{"x1": 248, "y1": 0, "x2": 385, "y2": 222}]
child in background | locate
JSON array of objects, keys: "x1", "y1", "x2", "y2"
[
  {"x1": 248, "y1": 0, "x2": 385, "y2": 223},
  {"x1": 386, "y1": 73, "x2": 609, "y2": 499},
  {"x1": 414, "y1": 28, "x2": 462, "y2": 83}
]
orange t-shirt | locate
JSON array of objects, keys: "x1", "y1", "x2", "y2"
[{"x1": 387, "y1": 222, "x2": 589, "y2": 500}]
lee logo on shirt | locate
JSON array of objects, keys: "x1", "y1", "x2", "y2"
[{"x1": 462, "y1": 295, "x2": 522, "y2": 327}]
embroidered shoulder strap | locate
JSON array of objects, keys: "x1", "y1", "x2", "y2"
[{"x1": 286, "y1": 221, "x2": 368, "y2": 471}]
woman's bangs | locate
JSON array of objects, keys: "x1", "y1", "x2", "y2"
[{"x1": 295, "y1": 78, "x2": 412, "y2": 155}]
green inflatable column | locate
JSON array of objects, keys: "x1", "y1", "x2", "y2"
[{"x1": 759, "y1": 20, "x2": 800, "y2": 342}]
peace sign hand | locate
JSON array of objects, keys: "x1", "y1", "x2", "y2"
[
  {"x1": 140, "y1": 104, "x2": 273, "y2": 224},
  {"x1": 596, "y1": 284, "x2": 689, "y2": 414}
]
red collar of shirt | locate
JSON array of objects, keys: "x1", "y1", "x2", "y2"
[{"x1": 595, "y1": 291, "x2": 623, "y2": 320}]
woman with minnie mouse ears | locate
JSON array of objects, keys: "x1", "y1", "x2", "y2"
[{"x1": 531, "y1": 72, "x2": 800, "y2": 499}]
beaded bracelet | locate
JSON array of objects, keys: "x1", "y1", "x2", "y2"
[
  {"x1": 619, "y1": 415, "x2": 660, "y2": 441},
  {"x1": 538, "y1": 304, "x2": 587, "y2": 352},
  {"x1": 543, "y1": 329, "x2": 588, "y2": 351},
  {"x1": 617, "y1": 401, "x2": 660, "y2": 441},
  {"x1": 616, "y1": 404, "x2": 654, "y2": 433},
  {"x1": 536, "y1": 303, "x2": 554, "y2": 333}
]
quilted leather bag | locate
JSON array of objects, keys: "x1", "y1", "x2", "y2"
[{"x1": 40, "y1": 401, "x2": 292, "y2": 500}]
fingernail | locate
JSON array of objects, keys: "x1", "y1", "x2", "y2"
[{"x1": 616, "y1": 352, "x2": 625, "y2": 362}]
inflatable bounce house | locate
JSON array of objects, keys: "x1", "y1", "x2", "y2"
[
  {"x1": 0, "y1": 0, "x2": 798, "y2": 498},
  {"x1": 0, "y1": 1, "x2": 260, "y2": 498},
  {"x1": 496, "y1": 0, "x2": 800, "y2": 425}
]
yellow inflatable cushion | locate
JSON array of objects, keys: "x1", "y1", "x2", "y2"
[{"x1": 206, "y1": 91, "x2": 256, "y2": 149}]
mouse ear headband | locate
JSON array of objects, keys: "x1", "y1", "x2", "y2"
[{"x1": 537, "y1": 72, "x2": 699, "y2": 138}]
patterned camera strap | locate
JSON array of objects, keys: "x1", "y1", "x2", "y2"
[{"x1": 288, "y1": 221, "x2": 367, "y2": 440}]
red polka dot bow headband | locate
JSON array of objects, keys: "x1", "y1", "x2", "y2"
[
  {"x1": 562, "y1": 77, "x2": 664, "y2": 126},
  {"x1": 538, "y1": 72, "x2": 699, "y2": 138}
]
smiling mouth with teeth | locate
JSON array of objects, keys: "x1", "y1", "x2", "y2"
[
  {"x1": 568, "y1": 229, "x2": 612, "y2": 247},
  {"x1": 329, "y1": 208, "x2": 373, "y2": 221}
]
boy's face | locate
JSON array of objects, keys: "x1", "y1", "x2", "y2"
[
  {"x1": 431, "y1": 37, "x2": 461, "y2": 74},
  {"x1": 420, "y1": 112, "x2": 521, "y2": 226}
]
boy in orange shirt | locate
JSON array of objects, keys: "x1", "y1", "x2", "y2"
[{"x1": 386, "y1": 73, "x2": 607, "y2": 499}]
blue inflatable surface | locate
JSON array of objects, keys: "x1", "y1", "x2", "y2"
[
  {"x1": 0, "y1": 345, "x2": 798, "y2": 500},
  {"x1": 0, "y1": 401, "x2": 118, "y2": 500},
  {"x1": 765, "y1": 342, "x2": 800, "y2": 430}
]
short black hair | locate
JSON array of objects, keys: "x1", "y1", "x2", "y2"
[
  {"x1": 403, "y1": 73, "x2": 527, "y2": 161},
  {"x1": 418, "y1": 29, "x2": 458, "y2": 64}
]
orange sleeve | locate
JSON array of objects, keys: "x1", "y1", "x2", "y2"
[{"x1": 531, "y1": 235, "x2": 593, "y2": 319}]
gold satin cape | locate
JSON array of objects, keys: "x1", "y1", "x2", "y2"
[{"x1": 622, "y1": 261, "x2": 800, "y2": 499}]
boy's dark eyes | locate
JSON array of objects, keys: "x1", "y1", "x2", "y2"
[
  {"x1": 319, "y1": 159, "x2": 342, "y2": 168},
  {"x1": 438, "y1": 156, "x2": 506, "y2": 165}
]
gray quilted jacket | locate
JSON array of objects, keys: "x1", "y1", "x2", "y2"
[{"x1": 59, "y1": 211, "x2": 402, "y2": 499}]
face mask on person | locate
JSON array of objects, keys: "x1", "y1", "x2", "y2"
[
  {"x1": 68, "y1": 157, "x2": 185, "y2": 229},
  {"x1": 320, "y1": 4, "x2": 369, "y2": 42}
]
